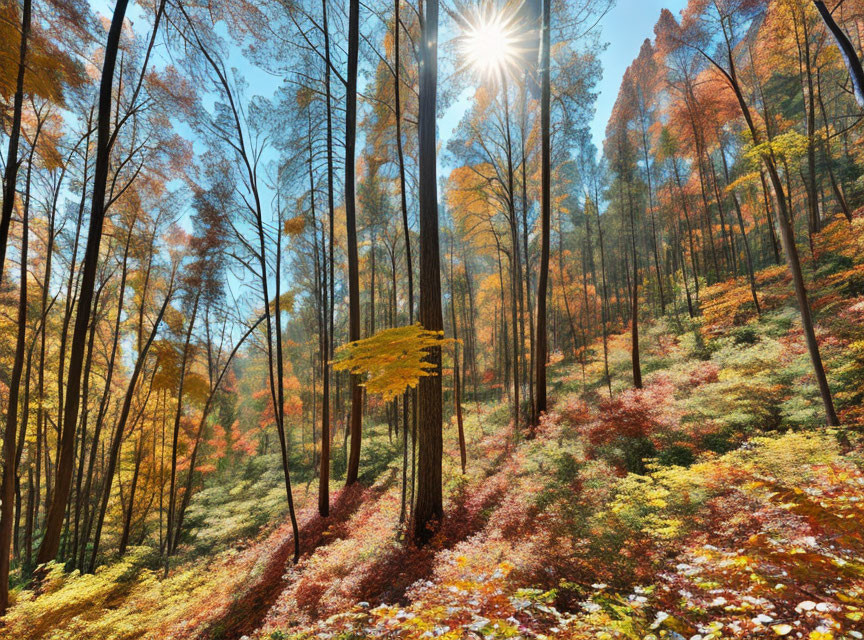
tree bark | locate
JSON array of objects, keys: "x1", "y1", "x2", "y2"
[
  {"x1": 344, "y1": 0, "x2": 364, "y2": 486},
  {"x1": 449, "y1": 234, "x2": 466, "y2": 474},
  {"x1": 0, "y1": 143, "x2": 31, "y2": 614},
  {"x1": 37, "y1": 0, "x2": 130, "y2": 565},
  {"x1": 533, "y1": 0, "x2": 551, "y2": 426},
  {"x1": 814, "y1": 0, "x2": 864, "y2": 108},
  {"x1": 394, "y1": 0, "x2": 416, "y2": 526},
  {"x1": 413, "y1": 0, "x2": 444, "y2": 544},
  {"x1": 0, "y1": 0, "x2": 31, "y2": 282},
  {"x1": 320, "y1": 0, "x2": 335, "y2": 516}
]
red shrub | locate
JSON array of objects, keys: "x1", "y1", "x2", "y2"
[
  {"x1": 684, "y1": 361, "x2": 720, "y2": 388},
  {"x1": 583, "y1": 378, "x2": 680, "y2": 473}
]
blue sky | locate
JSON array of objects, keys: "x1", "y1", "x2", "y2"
[
  {"x1": 102, "y1": 0, "x2": 689, "y2": 207},
  {"x1": 438, "y1": 0, "x2": 688, "y2": 177},
  {"x1": 111, "y1": 0, "x2": 690, "y2": 173}
]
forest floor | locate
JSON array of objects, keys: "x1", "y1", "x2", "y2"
[{"x1": 5, "y1": 215, "x2": 864, "y2": 639}]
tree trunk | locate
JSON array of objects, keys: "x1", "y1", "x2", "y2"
[
  {"x1": 0, "y1": 0, "x2": 31, "y2": 282},
  {"x1": 815, "y1": 67, "x2": 852, "y2": 221},
  {"x1": 344, "y1": 0, "x2": 363, "y2": 486},
  {"x1": 37, "y1": 0, "x2": 130, "y2": 565},
  {"x1": 801, "y1": 14, "x2": 821, "y2": 234},
  {"x1": 319, "y1": 0, "x2": 336, "y2": 517},
  {"x1": 0, "y1": 150, "x2": 30, "y2": 614},
  {"x1": 638, "y1": 99, "x2": 666, "y2": 314},
  {"x1": 534, "y1": 0, "x2": 551, "y2": 427},
  {"x1": 164, "y1": 294, "x2": 200, "y2": 567},
  {"x1": 85, "y1": 282, "x2": 170, "y2": 570},
  {"x1": 273, "y1": 201, "x2": 301, "y2": 563},
  {"x1": 502, "y1": 82, "x2": 522, "y2": 430},
  {"x1": 520, "y1": 108, "x2": 535, "y2": 425},
  {"x1": 413, "y1": 0, "x2": 444, "y2": 543},
  {"x1": 626, "y1": 183, "x2": 642, "y2": 390},
  {"x1": 814, "y1": 0, "x2": 864, "y2": 108},
  {"x1": 449, "y1": 234, "x2": 466, "y2": 474},
  {"x1": 593, "y1": 196, "x2": 613, "y2": 396},
  {"x1": 118, "y1": 434, "x2": 145, "y2": 555},
  {"x1": 77, "y1": 223, "x2": 135, "y2": 567},
  {"x1": 53, "y1": 110, "x2": 95, "y2": 533},
  {"x1": 394, "y1": 0, "x2": 415, "y2": 525}
]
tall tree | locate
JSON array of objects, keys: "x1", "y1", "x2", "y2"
[
  {"x1": 314, "y1": 0, "x2": 337, "y2": 518},
  {"x1": 344, "y1": 0, "x2": 364, "y2": 486},
  {"x1": 0, "y1": 122, "x2": 33, "y2": 613},
  {"x1": 412, "y1": 0, "x2": 443, "y2": 543},
  {"x1": 0, "y1": 0, "x2": 31, "y2": 281},
  {"x1": 534, "y1": 0, "x2": 551, "y2": 426},
  {"x1": 37, "y1": 0, "x2": 131, "y2": 564},
  {"x1": 394, "y1": 0, "x2": 416, "y2": 526}
]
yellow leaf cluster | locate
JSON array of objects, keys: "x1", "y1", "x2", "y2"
[
  {"x1": 332, "y1": 323, "x2": 454, "y2": 401},
  {"x1": 744, "y1": 131, "x2": 811, "y2": 167},
  {"x1": 724, "y1": 171, "x2": 761, "y2": 194},
  {"x1": 0, "y1": 2, "x2": 84, "y2": 104}
]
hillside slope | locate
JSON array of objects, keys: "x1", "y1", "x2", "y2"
[{"x1": 5, "y1": 216, "x2": 864, "y2": 639}]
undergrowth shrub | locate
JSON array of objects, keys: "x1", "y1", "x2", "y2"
[{"x1": 583, "y1": 378, "x2": 679, "y2": 474}]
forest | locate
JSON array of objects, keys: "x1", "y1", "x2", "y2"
[{"x1": 1, "y1": 0, "x2": 864, "y2": 637}]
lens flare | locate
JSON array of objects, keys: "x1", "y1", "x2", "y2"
[{"x1": 457, "y1": 2, "x2": 524, "y2": 82}]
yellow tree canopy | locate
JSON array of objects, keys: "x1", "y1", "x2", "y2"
[
  {"x1": 0, "y1": 1, "x2": 84, "y2": 104},
  {"x1": 332, "y1": 323, "x2": 455, "y2": 402}
]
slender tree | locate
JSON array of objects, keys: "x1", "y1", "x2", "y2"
[
  {"x1": 0, "y1": 0, "x2": 31, "y2": 281},
  {"x1": 344, "y1": 0, "x2": 364, "y2": 486},
  {"x1": 0, "y1": 130, "x2": 32, "y2": 613},
  {"x1": 534, "y1": 0, "x2": 551, "y2": 426},
  {"x1": 38, "y1": 0, "x2": 131, "y2": 564}
]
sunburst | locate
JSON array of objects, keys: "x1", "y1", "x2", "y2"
[{"x1": 456, "y1": 1, "x2": 529, "y2": 84}]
